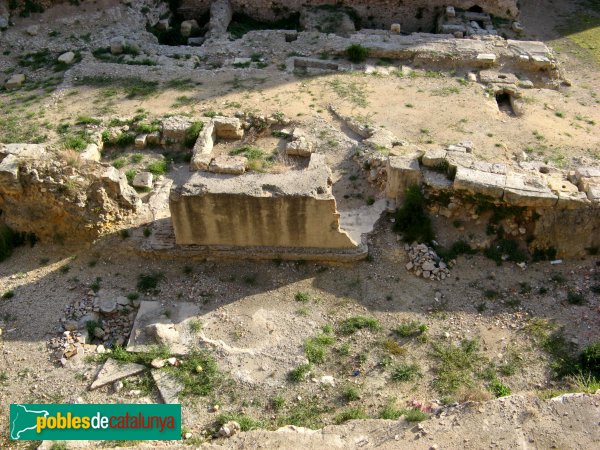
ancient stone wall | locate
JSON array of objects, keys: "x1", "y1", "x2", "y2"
[
  {"x1": 169, "y1": 154, "x2": 357, "y2": 250},
  {"x1": 180, "y1": 0, "x2": 519, "y2": 32},
  {"x1": 384, "y1": 145, "x2": 600, "y2": 258}
]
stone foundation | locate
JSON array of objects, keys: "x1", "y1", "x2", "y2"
[{"x1": 169, "y1": 154, "x2": 360, "y2": 254}]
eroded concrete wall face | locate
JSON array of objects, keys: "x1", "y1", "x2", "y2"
[
  {"x1": 170, "y1": 192, "x2": 356, "y2": 248},
  {"x1": 180, "y1": 1, "x2": 518, "y2": 32}
]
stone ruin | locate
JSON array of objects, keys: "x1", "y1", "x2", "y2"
[
  {"x1": 178, "y1": 0, "x2": 519, "y2": 34},
  {"x1": 0, "y1": 0, "x2": 593, "y2": 262}
]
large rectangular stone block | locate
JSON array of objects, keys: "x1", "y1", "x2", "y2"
[{"x1": 453, "y1": 166, "x2": 506, "y2": 198}]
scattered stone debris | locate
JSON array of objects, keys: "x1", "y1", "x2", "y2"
[
  {"x1": 219, "y1": 421, "x2": 241, "y2": 438},
  {"x1": 405, "y1": 243, "x2": 452, "y2": 281}
]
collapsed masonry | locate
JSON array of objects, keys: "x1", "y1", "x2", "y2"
[
  {"x1": 178, "y1": 0, "x2": 519, "y2": 33},
  {"x1": 384, "y1": 145, "x2": 600, "y2": 258}
]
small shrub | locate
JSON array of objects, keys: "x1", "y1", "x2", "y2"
[
  {"x1": 346, "y1": 44, "x2": 368, "y2": 63},
  {"x1": 146, "y1": 159, "x2": 169, "y2": 176},
  {"x1": 338, "y1": 316, "x2": 381, "y2": 335},
  {"x1": 567, "y1": 290, "x2": 585, "y2": 305},
  {"x1": 137, "y1": 272, "x2": 164, "y2": 291},
  {"x1": 304, "y1": 334, "x2": 334, "y2": 364},
  {"x1": 403, "y1": 409, "x2": 429, "y2": 422},
  {"x1": 391, "y1": 363, "x2": 422, "y2": 382},
  {"x1": 271, "y1": 395, "x2": 285, "y2": 411},
  {"x1": 484, "y1": 289, "x2": 499, "y2": 299},
  {"x1": 382, "y1": 339, "x2": 406, "y2": 356},
  {"x1": 2, "y1": 290, "x2": 15, "y2": 299},
  {"x1": 393, "y1": 185, "x2": 434, "y2": 243},
  {"x1": 90, "y1": 277, "x2": 101, "y2": 293},
  {"x1": 579, "y1": 341, "x2": 600, "y2": 377},
  {"x1": 489, "y1": 379, "x2": 511, "y2": 397},
  {"x1": 115, "y1": 133, "x2": 136, "y2": 147},
  {"x1": 295, "y1": 291, "x2": 310, "y2": 303},
  {"x1": 334, "y1": 408, "x2": 368, "y2": 424},
  {"x1": 341, "y1": 386, "x2": 360, "y2": 402},
  {"x1": 189, "y1": 319, "x2": 203, "y2": 334},
  {"x1": 288, "y1": 363, "x2": 311, "y2": 382},
  {"x1": 184, "y1": 121, "x2": 204, "y2": 148},
  {"x1": 394, "y1": 321, "x2": 428, "y2": 338},
  {"x1": 127, "y1": 293, "x2": 139, "y2": 301},
  {"x1": 378, "y1": 403, "x2": 404, "y2": 420}
]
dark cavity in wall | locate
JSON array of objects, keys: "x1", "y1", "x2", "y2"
[
  {"x1": 495, "y1": 92, "x2": 515, "y2": 116},
  {"x1": 147, "y1": 0, "x2": 210, "y2": 46},
  {"x1": 228, "y1": 12, "x2": 300, "y2": 39}
]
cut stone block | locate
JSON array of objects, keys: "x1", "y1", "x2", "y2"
[
  {"x1": 503, "y1": 172, "x2": 557, "y2": 207},
  {"x1": 1, "y1": 143, "x2": 46, "y2": 159},
  {"x1": 190, "y1": 121, "x2": 215, "y2": 170},
  {"x1": 135, "y1": 134, "x2": 147, "y2": 148},
  {"x1": 80, "y1": 144, "x2": 101, "y2": 162},
  {"x1": 453, "y1": 166, "x2": 506, "y2": 199},
  {"x1": 0, "y1": 154, "x2": 20, "y2": 187},
  {"x1": 364, "y1": 128, "x2": 399, "y2": 151},
  {"x1": 101, "y1": 167, "x2": 141, "y2": 209},
  {"x1": 479, "y1": 71, "x2": 519, "y2": 85},
  {"x1": 476, "y1": 53, "x2": 497, "y2": 64},
  {"x1": 421, "y1": 149, "x2": 447, "y2": 168},
  {"x1": 422, "y1": 168, "x2": 453, "y2": 191},
  {"x1": 386, "y1": 156, "x2": 422, "y2": 200},
  {"x1": 209, "y1": 156, "x2": 246, "y2": 174},
  {"x1": 585, "y1": 183, "x2": 600, "y2": 203},
  {"x1": 557, "y1": 191, "x2": 590, "y2": 209},
  {"x1": 89, "y1": 358, "x2": 146, "y2": 390},
  {"x1": 152, "y1": 370, "x2": 183, "y2": 404},
  {"x1": 161, "y1": 116, "x2": 193, "y2": 143},
  {"x1": 110, "y1": 36, "x2": 125, "y2": 55},
  {"x1": 180, "y1": 19, "x2": 199, "y2": 37},
  {"x1": 5, "y1": 74, "x2": 25, "y2": 89},
  {"x1": 133, "y1": 172, "x2": 153, "y2": 189},
  {"x1": 286, "y1": 137, "x2": 313, "y2": 157},
  {"x1": 146, "y1": 131, "x2": 161, "y2": 145},
  {"x1": 213, "y1": 116, "x2": 243, "y2": 140},
  {"x1": 94, "y1": 290, "x2": 119, "y2": 316},
  {"x1": 190, "y1": 155, "x2": 212, "y2": 172}
]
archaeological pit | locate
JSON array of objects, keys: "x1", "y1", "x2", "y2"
[{"x1": 1, "y1": 0, "x2": 600, "y2": 448}]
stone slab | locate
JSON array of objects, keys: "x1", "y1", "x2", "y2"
[
  {"x1": 209, "y1": 155, "x2": 246, "y2": 174},
  {"x1": 126, "y1": 301, "x2": 200, "y2": 355},
  {"x1": 89, "y1": 358, "x2": 146, "y2": 390},
  {"x1": 133, "y1": 172, "x2": 153, "y2": 189},
  {"x1": 152, "y1": 370, "x2": 184, "y2": 404},
  {"x1": 213, "y1": 116, "x2": 243, "y2": 140},
  {"x1": 453, "y1": 166, "x2": 506, "y2": 199},
  {"x1": 422, "y1": 150, "x2": 448, "y2": 168}
]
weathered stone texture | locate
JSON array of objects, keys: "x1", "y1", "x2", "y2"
[
  {"x1": 180, "y1": 1, "x2": 519, "y2": 33},
  {"x1": 170, "y1": 154, "x2": 356, "y2": 249},
  {"x1": 0, "y1": 144, "x2": 140, "y2": 242}
]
